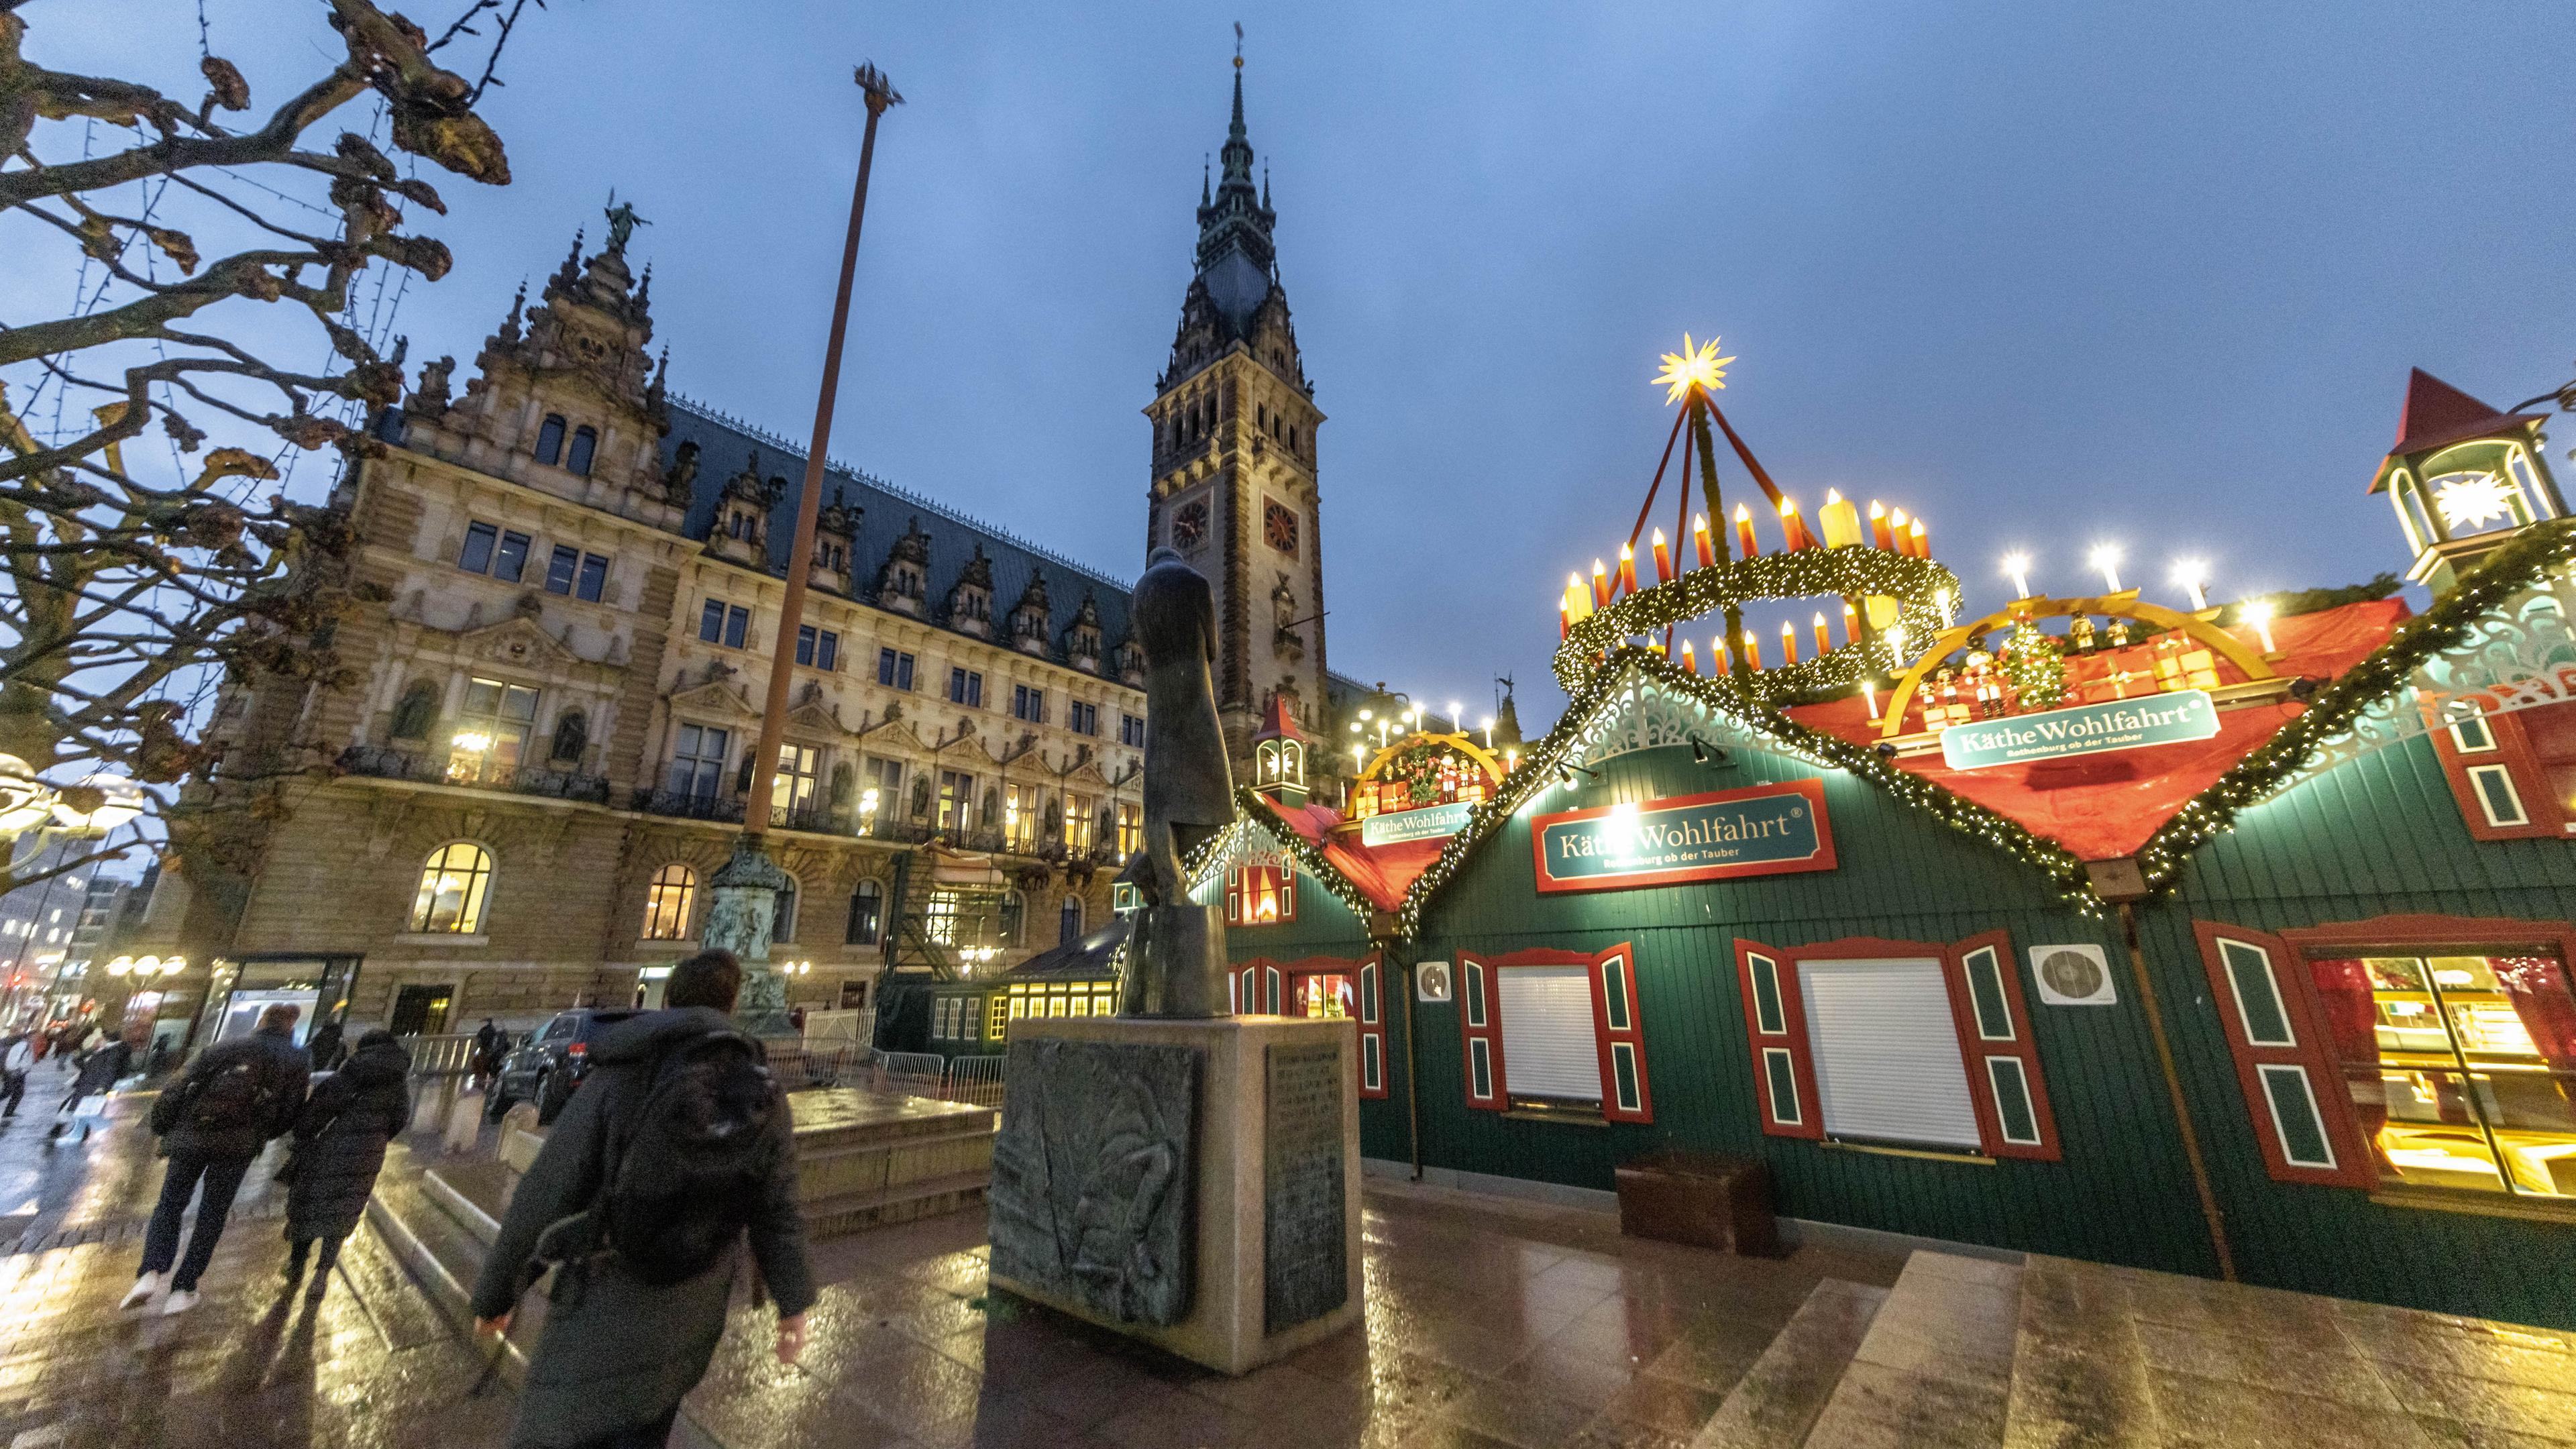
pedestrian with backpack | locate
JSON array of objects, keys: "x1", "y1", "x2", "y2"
[
  {"x1": 123, "y1": 1003, "x2": 311, "y2": 1316},
  {"x1": 280, "y1": 1029, "x2": 413, "y2": 1301},
  {"x1": 471, "y1": 950, "x2": 814, "y2": 1449}
]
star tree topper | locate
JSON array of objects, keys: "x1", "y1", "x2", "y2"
[{"x1": 1654, "y1": 334, "x2": 1735, "y2": 405}]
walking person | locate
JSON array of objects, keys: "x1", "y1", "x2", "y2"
[
  {"x1": 280, "y1": 1030, "x2": 411, "y2": 1301},
  {"x1": 470, "y1": 1018, "x2": 506, "y2": 1093},
  {"x1": 1, "y1": 1031, "x2": 32, "y2": 1120},
  {"x1": 48, "y1": 1030, "x2": 131, "y2": 1141},
  {"x1": 122, "y1": 1003, "x2": 311, "y2": 1316},
  {"x1": 471, "y1": 951, "x2": 814, "y2": 1449}
]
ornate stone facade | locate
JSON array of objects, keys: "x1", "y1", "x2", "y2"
[{"x1": 185, "y1": 214, "x2": 1150, "y2": 1029}]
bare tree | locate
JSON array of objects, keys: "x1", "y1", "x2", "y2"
[{"x1": 0, "y1": 0, "x2": 533, "y2": 892}]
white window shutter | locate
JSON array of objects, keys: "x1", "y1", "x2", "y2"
[
  {"x1": 1497, "y1": 965, "x2": 1603, "y2": 1103},
  {"x1": 1800, "y1": 958, "x2": 1981, "y2": 1149}
]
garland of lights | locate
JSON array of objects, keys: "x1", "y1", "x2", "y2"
[
  {"x1": 1183, "y1": 796, "x2": 1388, "y2": 928},
  {"x1": 2128, "y1": 518, "x2": 2576, "y2": 894},
  {"x1": 1556, "y1": 545, "x2": 1962, "y2": 700},
  {"x1": 1996, "y1": 619, "x2": 2066, "y2": 711}
]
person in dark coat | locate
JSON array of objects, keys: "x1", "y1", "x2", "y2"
[
  {"x1": 49, "y1": 1032, "x2": 132, "y2": 1141},
  {"x1": 471, "y1": 951, "x2": 814, "y2": 1449},
  {"x1": 470, "y1": 1018, "x2": 506, "y2": 1091},
  {"x1": 282, "y1": 1030, "x2": 411, "y2": 1299},
  {"x1": 125, "y1": 1004, "x2": 311, "y2": 1316}
]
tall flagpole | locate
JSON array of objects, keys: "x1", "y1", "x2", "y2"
[
  {"x1": 708, "y1": 64, "x2": 900, "y2": 1030},
  {"x1": 746, "y1": 64, "x2": 903, "y2": 836}
]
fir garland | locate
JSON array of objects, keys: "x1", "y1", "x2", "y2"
[
  {"x1": 1558, "y1": 546, "x2": 1960, "y2": 699},
  {"x1": 2128, "y1": 519, "x2": 2576, "y2": 894}
]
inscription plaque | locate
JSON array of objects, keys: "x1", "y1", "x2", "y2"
[{"x1": 1263, "y1": 1039, "x2": 1348, "y2": 1334}]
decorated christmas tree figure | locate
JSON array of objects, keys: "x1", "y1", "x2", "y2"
[{"x1": 1997, "y1": 618, "x2": 2066, "y2": 711}]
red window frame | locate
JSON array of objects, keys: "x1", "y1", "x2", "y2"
[
  {"x1": 2426, "y1": 705, "x2": 2566, "y2": 840},
  {"x1": 1454, "y1": 944, "x2": 1652, "y2": 1123},
  {"x1": 1731, "y1": 933, "x2": 2059, "y2": 1160},
  {"x1": 1235, "y1": 952, "x2": 1387, "y2": 1099},
  {"x1": 2194, "y1": 912, "x2": 2576, "y2": 1191}
]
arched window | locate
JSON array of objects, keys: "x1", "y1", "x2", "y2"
[
  {"x1": 846, "y1": 880, "x2": 883, "y2": 946},
  {"x1": 1059, "y1": 895, "x2": 1083, "y2": 945},
  {"x1": 389, "y1": 681, "x2": 439, "y2": 742},
  {"x1": 410, "y1": 843, "x2": 492, "y2": 934},
  {"x1": 534, "y1": 415, "x2": 566, "y2": 466},
  {"x1": 642, "y1": 863, "x2": 695, "y2": 941},
  {"x1": 567, "y1": 425, "x2": 598, "y2": 476},
  {"x1": 773, "y1": 874, "x2": 799, "y2": 945},
  {"x1": 1001, "y1": 890, "x2": 1024, "y2": 947}
]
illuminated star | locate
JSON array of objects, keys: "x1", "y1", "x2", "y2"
[
  {"x1": 2432, "y1": 472, "x2": 2517, "y2": 532},
  {"x1": 1652, "y1": 334, "x2": 1735, "y2": 405}
]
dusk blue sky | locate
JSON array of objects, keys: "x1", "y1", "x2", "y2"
[{"x1": 30, "y1": 2, "x2": 2576, "y2": 726}]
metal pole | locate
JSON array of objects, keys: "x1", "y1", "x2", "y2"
[{"x1": 743, "y1": 64, "x2": 902, "y2": 838}]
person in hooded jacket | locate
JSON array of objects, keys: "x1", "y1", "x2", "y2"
[
  {"x1": 126, "y1": 1003, "x2": 311, "y2": 1316},
  {"x1": 281, "y1": 1029, "x2": 412, "y2": 1299},
  {"x1": 471, "y1": 951, "x2": 813, "y2": 1449},
  {"x1": 49, "y1": 1031, "x2": 132, "y2": 1141}
]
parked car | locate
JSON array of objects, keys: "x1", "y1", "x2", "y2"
[{"x1": 485, "y1": 1008, "x2": 641, "y2": 1124}]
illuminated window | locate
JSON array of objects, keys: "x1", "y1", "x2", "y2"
[
  {"x1": 937, "y1": 771, "x2": 975, "y2": 831},
  {"x1": 1224, "y1": 864, "x2": 1296, "y2": 926},
  {"x1": 641, "y1": 864, "x2": 694, "y2": 941},
  {"x1": 1116, "y1": 802, "x2": 1140, "y2": 860},
  {"x1": 410, "y1": 843, "x2": 492, "y2": 934},
  {"x1": 447, "y1": 678, "x2": 538, "y2": 784},
  {"x1": 771, "y1": 744, "x2": 819, "y2": 818},
  {"x1": 1064, "y1": 793, "x2": 1095, "y2": 852},
  {"x1": 1004, "y1": 784, "x2": 1042, "y2": 853},
  {"x1": 2313, "y1": 951, "x2": 2576, "y2": 1199},
  {"x1": 989, "y1": 996, "x2": 1009, "y2": 1039}
]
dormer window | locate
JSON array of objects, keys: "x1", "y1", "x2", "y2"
[
  {"x1": 568, "y1": 425, "x2": 598, "y2": 476},
  {"x1": 535, "y1": 415, "x2": 566, "y2": 466}
]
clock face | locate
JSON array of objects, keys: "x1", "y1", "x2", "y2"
[
  {"x1": 1173, "y1": 497, "x2": 1209, "y2": 551},
  {"x1": 1265, "y1": 500, "x2": 1299, "y2": 556}
]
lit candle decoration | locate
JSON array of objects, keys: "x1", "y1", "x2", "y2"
[
  {"x1": 1559, "y1": 599, "x2": 1570, "y2": 639},
  {"x1": 1778, "y1": 496, "x2": 1808, "y2": 551},
  {"x1": 1680, "y1": 639, "x2": 1698, "y2": 674},
  {"x1": 2170, "y1": 557, "x2": 2210, "y2": 612},
  {"x1": 1889, "y1": 506, "x2": 1911, "y2": 555},
  {"x1": 1742, "y1": 628, "x2": 1763, "y2": 671},
  {"x1": 1813, "y1": 611, "x2": 1831, "y2": 657},
  {"x1": 2002, "y1": 551, "x2": 2032, "y2": 600},
  {"x1": 1734, "y1": 503, "x2": 1758, "y2": 559},
  {"x1": 1869, "y1": 500, "x2": 1893, "y2": 549},
  {"x1": 1818, "y1": 488, "x2": 1862, "y2": 549},
  {"x1": 1564, "y1": 572, "x2": 1594, "y2": 622},
  {"x1": 1861, "y1": 680, "x2": 1879, "y2": 720},
  {"x1": 2243, "y1": 600, "x2": 2277, "y2": 653},
  {"x1": 1591, "y1": 559, "x2": 1611, "y2": 609},
  {"x1": 1650, "y1": 528, "x2": 1672, "y2": 584},
  {"x1": 1908, "y1": 517, "x2": 1927, "y2": 558},
  {"x1": 1780, "y1": 619, "x2": 1800, "y2": 665},
  {"x1": 1886, "y1": 622, "x2": 1909, "y2": 667},
  {"x1": 1711, "y1": 635, "x2": 1730, "y2": 675},
  {"x1": 2090, "y1": 543, "x2": 2123, "y2": 594},
  {"x1": 1616, "y1": 543, "x2": 1638, "y2": 597},
  {"x1": 1841, "y1": 600, "x2": 1859, "y2": 645},
  {"x1": 1693, "y1": 513, "x2": 1716, "y2": 568}
]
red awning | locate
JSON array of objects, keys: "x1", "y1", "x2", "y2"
[{"x1": 1252, "y1": 797, "x2": 1447, "y2": 912}]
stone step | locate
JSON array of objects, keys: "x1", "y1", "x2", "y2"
[
  {"x1": 2001, "y1": 1254, "x2": 2159, "y2": 1449},
  {"x1": 1689, "y1": 1277, "x2": 1890, "y2": 1449},
  {"x1": 1797, "y1": 1250, "x2": 2024, "y2": 1448}
]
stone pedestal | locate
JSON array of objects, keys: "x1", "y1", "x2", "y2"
[{"x1": 987, "y1": 1015, "x2": 1363, "y2": 1375}]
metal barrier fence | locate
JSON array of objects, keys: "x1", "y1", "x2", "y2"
[
  {"x1": 943, "y1": 1055, "x2": 1008, "y2": 1109},
  {"x1": 398, "y1": 1033, "x2": 481, "y2": 1077}
]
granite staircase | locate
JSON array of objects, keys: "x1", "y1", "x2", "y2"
[{"x1": 1688, "y1": 1246, "x2": 2576, "y2": 1448}]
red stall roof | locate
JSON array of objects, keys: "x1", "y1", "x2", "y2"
[
  {"x1": 1785, "y1": 598, "x2": 2410, "y2": 861},
  {"x1": 1252, "y1": 796, "x2": 1447, "y2": 913}
]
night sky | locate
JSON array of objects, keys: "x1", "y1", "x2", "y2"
[{"x1": 25, "y1": 1, "x2": 2576, "y2": 729}]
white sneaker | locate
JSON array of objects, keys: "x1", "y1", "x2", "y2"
[
  {"x1": 118, "y1": 1273, "x2": 164, "y2": 1310},
  {"x1": 160, "y1": 1288, "x2": 199, "y2": 1316}
]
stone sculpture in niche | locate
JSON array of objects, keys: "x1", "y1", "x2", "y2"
[{"x1": 988, "y1": 1036, "x2": 1198, "y2": 1326}]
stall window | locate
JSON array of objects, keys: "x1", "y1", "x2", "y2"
[
  {"x1": 988, "y1": 996, "x2": 1009, "y2": 1040},
  {"x1": 1224, "y1": 864, "x2": 1296, "y2": 926},
  {"x1": 2197, "y1": 916, "x2": 2576, "y2": 1199},
  {"x1": 2428, "y1": 701, "x2": 2576, "y2": 840},
  {"x1": 1456, "y1": 945, "x2": 1652, "y2": 1123},
  {"x1": 1733, "y1": 934, "x2": 2057, "y2": 1159},
  {"x1": 1234, "y1": 963, "x2": 1284, "y2": 1016}
]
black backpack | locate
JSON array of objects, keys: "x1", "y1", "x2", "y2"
[
  {"x1": 597, "y1": 1031, "x2": 782, "y2": 1286},
  {"x1": 187, "y1": 1055, "x2": 278, "y2": 1135}
]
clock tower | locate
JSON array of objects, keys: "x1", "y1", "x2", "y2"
[{"x1": 1144, "y1": 58, "x2": 1330, "y2": 788}]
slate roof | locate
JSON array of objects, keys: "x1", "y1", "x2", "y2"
[{"x1": 664, "y1": 397, "x2": 1138, "y2": 662}]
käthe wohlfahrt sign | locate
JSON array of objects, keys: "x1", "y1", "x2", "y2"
[{"x1": 1530, "y1": 779, "x2": 1835, "y2": 894}]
